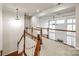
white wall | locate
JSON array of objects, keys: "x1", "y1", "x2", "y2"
[
  {"x1": 0, "y1": 4, "x2": 3, "y2": 51},
  {"x1": 31, "y1": 16, "x2": 40, "y2": 27},
  {"x1": 24, "y1": 15, "x2": 31, "y2": 28},
  {"x1": 2, "y1": 9, "x2": 24, "y2": 55},
  {"x1": 75, "y1": 4, "x2": 79, "y2": 49},
  {"x1": 39, "y1": 17, "x2": 48, "y2": 28}
]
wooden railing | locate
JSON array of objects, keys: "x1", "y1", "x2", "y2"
[
  {"x1": 42, "y1": 28, "x2": 76, "y2": 38},
  {"x1": 17, "y1": 28, "x2": 42, "y2": 56},
  {"x1": 17, "y1": 27, "x2": 76, "y2": 56},
  {"x1": 17, "y1": 30, "x2": 27, "y2": 56},
  {"x1": 25, "y1": 28, "x2": 42, "y2": 55},
  {"x1": 26, "y1": 31, "x2": 37, "y2": 41},
  {"x1": 26, "y1": 27, "x2": 76, "y2": 45},
  {"x1": 26, "y1": 27, "x2": 43, "y2": 44},
  {"x1": 0, "y1": 50, "x2": 2, "y2": 56},
  {"x1": 34, "y1": 34, "x2": 41, "y2": 56},
  {"x1": 26, "y1": 27, "x2": 76, "y2": 38}
]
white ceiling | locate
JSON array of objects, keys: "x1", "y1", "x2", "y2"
[{"x1": 3, "y1": 3, "x2": 58, "y2": 16}]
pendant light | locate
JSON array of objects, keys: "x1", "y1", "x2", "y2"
[{"x1": 16, "y1": 8, "x2": 20, "y2": 20}]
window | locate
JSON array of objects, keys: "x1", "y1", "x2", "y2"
[
  {"x1": 50, "y1": 25, "x2": 55, "y2": 29},
  {"x1": 49, "y1": 30, "x2": 55, "y2": 33},
  {"x1": 56, "y1": 20, "x2": 65, "y2": 24},
  {"x1": 48, "y1": 14, "x2": 76, "y2": 47},
  {"x1": 67, "y1": 36, "x2": 72, "y2": 45},
  {"x1": 73, "y1": 19, "x2": 76, "y2": 23},
  {"x1": 73, "y1": 25, "x2": 76, "y2": 31},
  {"x1": 67, "y1": 32, "x2": 76, "y2": 36},
  {"x1": 67, "y1": 36, "x2": 76, "y2": 46},
  {"x1": 52, "y1": 25, "x2": 55, "y2": 29},
  {"x1": 50, "y1": 21, "x2": 55, "y2": 24},
  {"x1": 67, "y1": 19, "x2": 73, "y2": 23},
  {"x1": 67, "y1": 18, "x2": 76, "y2": 47},
  {"x1": 71, "y1": 37, "x2": 76, "y2": 47},
  {"x1": 50, "y1": 25, "x2": 52, "y2": 28},
  {"x1": 49, "y1": 20, "x2": 56, "y2": 40},
  {"x1": 67, "y1": 25, "x2": 73, "y2": 30}
]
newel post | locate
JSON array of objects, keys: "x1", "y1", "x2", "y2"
[
  {"x1": 40, "y1": 28, "x2": 42, "y2": 44},
  {"x1": 47, "y1": 28, "x2": 49, "y2": 38},
  {"x1": 31, "y1": 27, "x2": 33, "y2": 39},
  {"x1": 17, "y1": 42, "x2": 19, "y2": 54},
  {"x1": 23, "y1": 29, "x2": 26, "y2": 55},
  {"x1": 34, "y1": 34, "x2": 41, "y2": 56}
]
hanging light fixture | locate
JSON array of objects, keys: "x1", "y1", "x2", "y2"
[{"x1": 16, "y1": 8, "x2": 20, "y2": 20}]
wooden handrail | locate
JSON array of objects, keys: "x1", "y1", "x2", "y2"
[
  {"x1": 25, "y1": 29, "x2": 42, "y2": 56},
  {"x1": 25, "y1": 27, "x2": 31, "y2": 29},
  {"x1": 26, "y1": 31, "x2": 37, "y2": 40},
  {"x1": 49, "y1": 29, "x2": 76, "y2": 32},
  {"x1": 26, "y1": 27, "x2": 76, "y2": 33},
  {"x1": 33, "y1": 28, "x2": 41, "y2": 31},
  {"x1": 18, "y1": 34, "x2": 24, "y2": 44},
  {"x1": 26, "y1": 27, "x2": 41, "y2": 31},
  {"x1": 23, "y1": 30, "x2": 27, "y2": 56},
  {"x1": 41, "y1": 28, "x2": 76, "y2": 32},
  {"x1": 17, "y1": 30, "x2": 27, "y2": 56},
  {"x1": 25, "y1": 27, "x2": 76, "y2": 40}
]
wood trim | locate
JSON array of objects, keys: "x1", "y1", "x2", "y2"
[
  {"x1": 49, "y1": 28, "x2": 76, "y2": 32},
  {"x1": 5, "y1": 51, "x2": 18, "y2": 56},
  {"x1": 41, "y1": 28, "x2": 76, "y2": 32},
  {"x1": 26, "y1": 27, "x2": 76, "y2": 32},
  {"x1": 5, "y1": 50, "x2": 25, "y2": 56},
  {"x1": 23, "y1": 50, "x2": 27, "y2": 56},
  {"x1": 18, "y1": 50, "x2": 23, "y2": 56},
  {"x1": 18, "y1": 50, "x2": 27, "y2": 56}
]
